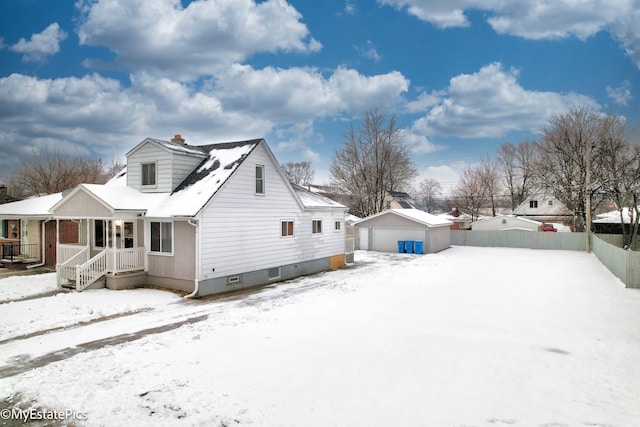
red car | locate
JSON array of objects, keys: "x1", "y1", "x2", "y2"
[{"x1": 541, "y1": 223, "x2": 557, "y2": 232}]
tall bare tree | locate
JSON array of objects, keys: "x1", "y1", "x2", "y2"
[
  {"x1": 414, "y1": 178, "x2": 442, "y2": 212},
  {"x1": 478, "y1": 157, "x2": 502, "y2": 216},
  {"x1": 330, "y1": 110, "x2": 417, "y2": 217},
  {"x1": 8, "y1": 146, "x2": 117, "y2": 197},
  {"x1": 496, "y1": 140, "x2": 535, "y2": 210},
  {"x1": 533, "y1": 106, "x2": 616, "y2": 231},
  {"x1": 280, "y1": 161, "x2": 315, "y2": 185},
  {"x1": 451, "y1": 164, "x2": 487, "y2": 221}
]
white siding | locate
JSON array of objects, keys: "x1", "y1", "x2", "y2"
[
  {"x1": 199, "y1": 143, "x2": 345, "y2": 280},
  {"x1": 127, "y1": 142, "x2": 203, "y2": 192}
]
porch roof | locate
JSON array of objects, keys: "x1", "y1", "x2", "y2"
[{"x1": 0, "y1": 192, "x2": 63, "y2": 219}]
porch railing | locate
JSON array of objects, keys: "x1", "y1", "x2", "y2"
[
  {"x1": 58, "y1": 244, "x2": 87, "y2": 266},
  {"x1": 108, "y1": 247, "x2": 146, "y2": 274},
  {"x1": 1, "y1": 242, "x2": 39, "y2": 263},
  {"x1": 57, "y1": 245, "x2": 90, "y2": 287},
  {"x1": 77, "y1": 248, "x2": 108, "y2": 291}
]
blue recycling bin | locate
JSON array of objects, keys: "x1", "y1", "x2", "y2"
[
  {"x1": 415, "y1": 240, "x2": 423, "y2": 254},
  {"x1": 405, "y1": 240, "x2": 415, "y2": 254},
  {"x1": 397, "y1": 241, "x2": 405, "y2": 253}
]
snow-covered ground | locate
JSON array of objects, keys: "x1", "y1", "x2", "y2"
[{"x1": 1, "y1": 247, "x2": 639, "y2": 427}]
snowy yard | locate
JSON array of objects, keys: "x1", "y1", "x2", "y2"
[{"x1": 1, "y1": 246, "x2": 639, "y2": 427}]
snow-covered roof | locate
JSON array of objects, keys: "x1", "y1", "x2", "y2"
[
  {"x1": 473, "y1": 215, "x2": 542, "y2": 226},
  {"x1": 593, "y1": 208, "x2": 637, "y2": 224},
  {"x1": 147, "y1": 140, "x2": 261, "y2": 217},
  {"x1": 80, "y1": 184, "x2": 167, "y2": 213},
  {"x1": 355, "y1": 208, "x2": 452, "y2": 227},
  {"x1": 291, "y1": 184, "x2": 346, "y2": 210},
  {"x1": 0, "y1": 193, "x2": 63, "y2": 218},
  {"x1": 126, "y1": 137, "x2": 209, "y2": 158}
]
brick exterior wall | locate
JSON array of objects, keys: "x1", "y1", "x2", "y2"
[{"x1": 45, "y1": 220, "x2": 79, "y2": 266}]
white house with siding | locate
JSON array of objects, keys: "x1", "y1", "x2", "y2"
[
  {"x1": 51, "y1": 135, "x2": 348, "y2": 297},
  {"x1": 471, "y1": 215, "x2": 542, "y2": 232}
]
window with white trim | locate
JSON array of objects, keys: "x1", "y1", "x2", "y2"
[
  {"x1": 141, "y1": 162, "x2": 157, "y2": 186},
  {"x1": 150, "y1": 221, "x2": 173, "y2": 254},
  {"x1": 312, "y1": 219, "x2": 322, "y2": 234},
  {"x1": 334, "y1": 221, "x2": 341, "y2": 231},
  {"x1": 529, "y1": 200, "x2": 538, "y2": 208},
  {"x1": 281, "y1": 220, "x2": 294, "y2": 237},
  {"x1": 256, "y1": 164, "x2": 265, "y2": 194}
]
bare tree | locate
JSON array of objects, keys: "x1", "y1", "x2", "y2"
[
  {"x1": 8, "y1": 146, "x2": 116, "y2": 197},
  {"x1": 478, "y1": 157, "x2": 502, "y2": 216},
  {"x1": 533, "y1": 106, "x2": 618, "y2": 231},
  {"x1": 451, "y1": 164, "x2": 486, "y2": 221},
  {"x1": 414, "y1": 178, "x2": 442, "y2": 212},
  {"x1": 496, "y1": 140, "x2": 535, "y2": 210},
  {"x1": 597, "y1": 115, "x2": 640, "y2": 247},
  {"x1": 280, "y1": 161, "x2": 315, "y2": 186},
  {"x1": 330, "y1": 110, "x2": 417, "y2": 217}
]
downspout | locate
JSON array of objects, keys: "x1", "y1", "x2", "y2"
[
  {"x1": 185, "y1": 219, "x2": 200, "y2": 299},
  {"x1": 27, "y1": 218, "x2": 53, "y2": 269}
]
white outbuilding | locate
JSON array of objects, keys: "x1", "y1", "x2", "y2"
[
  {"x1": 354, "y1": 209, "x2": 452, "y2": 254},
  {"x1": 471, "y1": 215, "x2": 542, "y2": 232}
]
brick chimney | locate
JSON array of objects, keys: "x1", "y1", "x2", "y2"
[{"x1": 171, "y1": 134, "x2": 186, "y2": 144}]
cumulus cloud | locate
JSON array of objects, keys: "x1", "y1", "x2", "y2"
[
  {"x1": 76, "y1": 0, "x2": 321, "y2": 79},
  {"x1": 410, "y1": 62, "x2": 597, "y2": 139},
  {"x1": 378, "y1": 0, "x2": 640, "y2": 68},
  {"x1": 10, "y1": 23, "x2": 67, "y2": 63},
  {"x1": 211, "y1": 64, "x2": 409, "y2": 121},
  {"x1": 606, "y1": 80, "x2": 633, "y2": 106},
  {"x1": 357, "y1": 40, "x2": 382, "y2": 62},
  {"x1": 0, "y1": 63, "x2": 411, "y2": 167}
]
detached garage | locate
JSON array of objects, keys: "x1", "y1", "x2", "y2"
[{"x1": 354, "y1": 209, "x2": 452, "y2": 254}]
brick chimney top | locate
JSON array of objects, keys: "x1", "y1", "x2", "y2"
[{"x1": 171, "y1": 134, "x2": 186, "y2": 144}]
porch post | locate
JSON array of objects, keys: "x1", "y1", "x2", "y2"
[
  {"x1": 86, "y1": 220, "x2": 90, "y2": 250},
  {"x1": 112, "y1": 219, "x2": 117, "y2": 273}
]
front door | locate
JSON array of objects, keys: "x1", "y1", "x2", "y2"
[{"x1": 115, "y1": 221, "x2": 135, "y2": 248}]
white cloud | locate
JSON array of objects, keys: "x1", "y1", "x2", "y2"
[
  {"x1": 402, "y1": 131, "x2": 445, "y2": 155},
  {"x1": 414, "y1": 163, "x2": 466, "y2": 195},
  {"x1": 344, "y1": 1, "x2": 356, "y2": 15},
  {"x1": 411, "y1": 62, "x2": 597, "y2": 139},
  {"x1": 211, "y1": 64, "x2": 410, "y2": 121},
  {"x1": 76, "y1": 0, "x2": 321, "y2": 80},
  {"x1": 378, "y1": 0, "x2": 640, "y2": 68},
  {"x1": 358, "y1": 40, "x2": 382, "y2": 62},
  {"x1": 606, "y1": 81, "x2": 633, "y2": 106},
  {"x1": 10, "y1": 23, "x2": 67, "y2": 63}
]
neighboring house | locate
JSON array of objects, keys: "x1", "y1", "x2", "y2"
[
  {"x1": 439, "y1": 208, "x2": 472, "y2": 230},
  {"x1": 51, "y1": 136, "x2": 348, "y2": 297},
  {"x1": 512, "y1": 193, "x2": 573, "y2": 226},
  {"x1": 383, "y1": 191, "x2": 418, "y2": 210},
  {"x1": 354, "y1": 209, "x2": 452, "y2": 254},
  {"x1": 592, "y1": 208, "x2": 637, "y2": 234},
  {"x1": 0, "y1": 185, "x2": 21, "y2": 205},
  {"x1": 0, "y1": 193, "x2": 79, "y2": 267},
  {"x1": 471, "y1": 215, "x2": 542, "y2": 232}
]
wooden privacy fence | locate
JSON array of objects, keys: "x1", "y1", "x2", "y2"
[{"x1": 450, "y1": 230, "x2": 640, "y2": 289}]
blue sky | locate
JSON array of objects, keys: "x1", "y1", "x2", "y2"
[{"x1": 1, "y1": 0, "x2": 639, "y2": 192}]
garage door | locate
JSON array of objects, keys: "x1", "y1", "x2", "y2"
[{"x1": 373, "y1": 227, "x2": 425, "y2": 253}]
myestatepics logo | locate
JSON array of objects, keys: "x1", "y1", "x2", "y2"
[{"x1": 1, "y1": 407, "x2": 88, "y2": 423}]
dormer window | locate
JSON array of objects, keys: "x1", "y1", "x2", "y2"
[{"x1": 142, "y1": 162, "x2": 157, "y2": 186}]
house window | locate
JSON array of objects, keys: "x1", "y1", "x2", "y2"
[
  {"x1": 548, "y1": 200, "x2": 553, "y2": 206},
  {"x1": 256, "y1": 165, "x2": 265, "y2": 194},
  {"x1": 94, "y1": 220, "x2": 107, "y2": 248},
  {"x1": 141, "y1": 162, "x2": 157, "y2": 186},
  {"x1": 334, "y1": 221, "x2": 341, "y2": 231},
  {"x1": 386, "y1": 201, "x2": 391, "y2": 209},
  {"x1": 150, "y1": 221, "x2": 173, "y2": 254},
  {"x1": 268, "y1": 267, "x2": 281, "y2": 280},
  {"x1": 529, "y1": 200, "x2": 538, "y2": 208},
  {"x1": 1, "y1": 220, "x2": 7, "y2": 238},
  {"x1": 281, "y1": 220, "x2": 294, "y2": 237},
  {"x1": 312, "y1": 219, "x2": 322, "y2": 234}
]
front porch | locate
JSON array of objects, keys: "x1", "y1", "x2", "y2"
[{"x1": 56, "y1": 218, "x2": 147, "y2": 291}]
